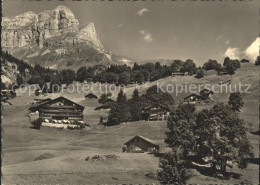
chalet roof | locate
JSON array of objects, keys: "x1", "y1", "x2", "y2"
[
  {"x1": 200, "y1": 88, "x2": 214, "y2": 94},
  {"x1": 103, "y1": 99, "x2": 115, "y2": 104},
  {"x1": 143, "y1": 103, "x2": 170, "y2": 111},
  {"x1": 124, "y1": 135, "x2": 159, "y2": 146},
  {"x1": 184, "y1": 93, "x2": 203, "y2": 100},
  {"x1": 34, "y1": 97, "x2": 52, "y2": 101},
  {"x1": 85, "y1": 93, "x2": 98, "y2": 98},
  {"x1": 37, "y1": 96, "x2": 85, "y2": 109}
]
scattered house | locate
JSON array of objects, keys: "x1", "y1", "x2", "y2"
[
  {"x1": 199, "y1": 89, "x2": 214, "y2": 100},
  {"x1": 1, "y1": 89, "x2": 16, "y2": 99},
  {"x1": 219, "y1": 79, "x2": 231, "y2": 85},
  {"x1": 218, "y1": 71, "x2": 229, "y2": 75},
  {"x1": 240, "y1": 59, "x2": 250, "y2": 63},
  {"x1": 218, "y1": 68, "x2": 229, "y2": 76},
  {"x1": 183, "y1": 93, "x2": 203, "y2": 104},
  {"x1": 35, "y1": 89, "x2": 43, "y2": 96},
  {"x1": 38, "y1": 96, "x2": 85, "y2": 123},
  {"x1": 172, "y1": 71, "x2": 184, "y2": 76},
  {"x1": 85, "y1": 93, "x2": 98, "y2": 100},
  {"x1": 84, "y1": 77, "x2": 93, "y2": 83},
  {"x1": 142, "y1": 104, "x2": 170, "y2": 121},
  {"x1": 95, "y1": 99, "x2": 115, "y2": 111},
  {"x1": 123, "y1": 135, "x2": 160, "y2": 153}
]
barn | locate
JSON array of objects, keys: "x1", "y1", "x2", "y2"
[
  {"x1": 85, "y1": 93, "x2": 98, "y2": 99},
  {"x1": 124, "y1": 135, "x2": 159, "y2": 153},
  {"x1": 38, "y1": 96, "x2": 84, "y2": 123},
  {"x1": 199, "y1": 89, "x2": 214, "y2": 100},
  {"x1": 183, "y1": 93, "x2": 203, "y2": 104}
]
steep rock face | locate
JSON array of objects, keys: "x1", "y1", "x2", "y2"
[
  {"x1": 2, "y1": 6, "x2": 79, "y2": 48},
  {"x1": 76, "y1": 23, "x2": 104, "y2": 50},
  {"x1": 2, "y1": 5, "x2": 130, "y2": 70}
]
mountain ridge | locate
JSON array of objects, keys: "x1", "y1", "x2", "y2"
[{"x1": 1, "y1": 5, "x2": 130, "y2": 70}]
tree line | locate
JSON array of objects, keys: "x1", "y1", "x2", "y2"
[
  {"x1": 75, "y1": 59, "x2": 198, "y2": 85},
  {"x1": 97, "y1": 85, "x2": 174, "y2": 126},
  {"x1": 2, "y1": 50, "x2": 259, "y2": 91}
]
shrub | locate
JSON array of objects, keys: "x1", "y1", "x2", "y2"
[
  {"x1": 31, "y1": 118, "x2": 42, "y2": 129},
  {"x1": 195, "y1": 69, "x2": 204, "y2": 78}
]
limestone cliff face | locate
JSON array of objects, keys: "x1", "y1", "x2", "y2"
[
  {"x1": 76, "y1": 23, "x2": 104, "y2": 50},
  {"x1": 2, "y1": 6, "x2": 80, "y2": 48},
  {"x1": 1, "y1": 5, "x2": 129, "y2": 70}
]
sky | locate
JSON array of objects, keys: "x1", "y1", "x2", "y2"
[{"x1": 3, "y1": 0, "x2": 260, "y2": 66}]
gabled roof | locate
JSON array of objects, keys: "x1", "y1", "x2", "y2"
[
  {"x1": 200, "y1": 88, "x2": 214, "y2": 94},
  {"x1": 103, "y1": 99, "x2": 115, "y2": 104},
  {"x1": 85, "y1": 93, "x2": 98, "y2": 98},
  {"x1": 37, "y1": 96, "x2": 85, "y2": 109},
  {"x1": 143, "y1": 103, "x2": 170, "y2": 111},
  {"x1": 124, "y1": 135, "x2": 159, "y2": 146}
]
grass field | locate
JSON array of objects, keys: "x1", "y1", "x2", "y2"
[{"x1": 1, "y1": 63, "x2": 259, "y2": 184}]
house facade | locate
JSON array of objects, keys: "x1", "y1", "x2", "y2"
[
  {"x1": 38, "y1": 96, "x2": 84, "y2": 123},
  {"x1": 124, "y1": 135, "x2": 159, "y2": 153},
  {"x1": 142, "y1": 104, "x2": 170, "y2": 121}
]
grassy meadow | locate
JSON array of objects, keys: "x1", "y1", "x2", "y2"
[{"x1": 1, "y1": 63, "x2": 259, "y2": 184}]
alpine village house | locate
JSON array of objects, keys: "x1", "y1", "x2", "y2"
[
  {"x1": 37, "y1": 96, "x2": 85, "y2": 124},
  {"x1": 183, "y1": 88, "x2": 214, "y2": 104},
  {"x1": 142, "y1": 104, "x2": 170, "y2": 121}
]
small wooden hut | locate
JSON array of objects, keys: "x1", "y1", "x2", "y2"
[{"x1": 124, "y1": 135, "x2": 159, "y2": 153}]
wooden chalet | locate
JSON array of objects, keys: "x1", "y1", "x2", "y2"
[
  {"x1": 183, "y1": 93, "x2": 203, "y2": 104},
  {"x1": 142, "y1": 104, "x2": 170, "y2": 121},
  {"x1": 218, "y1": 69, "x2": 229, "y2": 75},
  {"x1": 85, "y1": 93, "x2": 98, "y2": 99},
  {"x1": 199, "y1": 89, "x2": 214, "y2": 100},
  {"x1": 38, "y1": 96, "x2": 84, "y2": 122},
  {"x1": 240, "y1": 59, "x2": 249, "y2": 63},
  {"x1": 123, "y1": 135, "x2": 159, "y2": 153}
]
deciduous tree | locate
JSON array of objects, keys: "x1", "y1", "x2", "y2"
[
  {"x1": 194, "y1": 103, "x2": 254, "y2": 172},
  {"x1": 157, "y1": 151, "x2": 191, "y2": 185},
  {"x1": 228, "y1": 92, "x2": 244, "y2": 112}
]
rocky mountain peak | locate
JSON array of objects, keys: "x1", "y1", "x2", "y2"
[
  {"x1": 1, "y1": 5, "x2": 128, "y2": 70},
  {"x1": 1, "y1": 5, "x2": 79, "y2": 48},
  {"x1": 76, "y1": 23, "x2": 104, "y2": 50}
]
